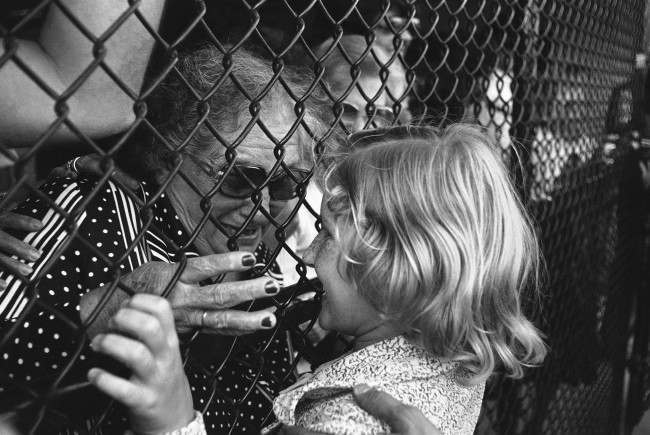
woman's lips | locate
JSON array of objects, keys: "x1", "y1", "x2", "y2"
[{"x1": 223, "y1": 224, "x2": 260, "y2": 240}]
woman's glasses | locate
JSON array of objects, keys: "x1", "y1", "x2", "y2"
[{"x1": 186, "y1": 154, "x2": 310, "y2": 200}]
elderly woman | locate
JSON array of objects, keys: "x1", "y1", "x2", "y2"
[{"x1": 0, "y1": 45, "x2": 330, "y2": 433}]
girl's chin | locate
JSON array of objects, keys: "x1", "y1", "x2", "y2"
[
  {"x1": 317, "y1": 309, "x2": 334, "y2": 331},
  {"x1": 317, "y1": 316, "x2": 330, "y2": 331}
]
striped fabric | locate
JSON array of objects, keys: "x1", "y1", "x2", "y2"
[
  {"x1": 0, "y1": 177, "x2": 194, "y2": 321},
  {"x1": 0, "y1": 181, "x2": 87, "y2": 319},
  {"x1": 0, "y1": 175, "x2": 293, "y2": 434}
]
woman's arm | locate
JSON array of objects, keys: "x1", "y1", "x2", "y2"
[{"x1": 0, "y1": 0, "x2": 165, "y2": 148}]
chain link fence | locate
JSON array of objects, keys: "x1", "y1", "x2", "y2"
[{"x1": 0, "y1": 0, "x2": 648, "y2": 433}]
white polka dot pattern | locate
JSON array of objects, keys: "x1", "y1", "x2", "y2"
[{"x1": 0, "y1": 175, "x2": 295, "y2": 434}]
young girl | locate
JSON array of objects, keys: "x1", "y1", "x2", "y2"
[
  {"x1": 267, "y1": 124, "x2": 547, "y2": 434},
  {"x1": 88, "y1": 124, "x2": 546, "y2": 434}
]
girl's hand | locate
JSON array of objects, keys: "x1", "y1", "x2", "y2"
[{"x1": 88, "y1": 294, "x2": 194, "y2": 435}]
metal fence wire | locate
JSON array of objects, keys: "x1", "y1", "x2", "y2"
[{"x1": 0, "y1": 0, "x2": 648, "y2": 434}]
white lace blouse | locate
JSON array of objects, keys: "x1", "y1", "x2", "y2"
[{"x1": 269, "y1": 335, "x2": 485, "y2": 435}]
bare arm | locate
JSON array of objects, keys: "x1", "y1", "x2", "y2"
[{"x1": 0, "y1": 0, "x2": 165, "y2": 148}]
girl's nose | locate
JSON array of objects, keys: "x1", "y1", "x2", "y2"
[{"x1": 302, "y1": 236, "x2": 318, "y2": 267}]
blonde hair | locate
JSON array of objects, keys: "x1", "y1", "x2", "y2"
[{"x1": 319, "y1": 124, "x2": 546, "y2": 383}]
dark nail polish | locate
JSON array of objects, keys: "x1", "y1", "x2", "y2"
[
  {"x1": 242, "y1": 254, "x2": 256, "y2": 267},
  {"x1": 261, "y1": 317, "x2": 274, "y2": 328},
  {"x1": 264, "y1": 281, "x2": 279, "y2": 294}
]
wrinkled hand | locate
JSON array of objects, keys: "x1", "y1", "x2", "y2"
[
  {"x1": 276, "y1": 385, "x2": 442, "y2": 435},
  {"x1": 53, "y1": 154, "x2": 140, "y2": 190},
  {"x1": 0, "y1": 207, "x2": 43, "y2": 281},
  {"x1": 80, "y1": 251, "x2": 279, "y2": 338},
  {"x1": 88, "y1": 294, "x2": 195, "y2": 435}
]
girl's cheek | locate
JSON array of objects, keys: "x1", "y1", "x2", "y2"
[
  {"x1": 315, "y1": 232, "x2": 330, "y2": 254},
  {"x1": 303, "y1": 232, "x2": 329, "y2": 264}
]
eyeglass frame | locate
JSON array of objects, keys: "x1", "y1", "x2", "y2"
[{"x1": 184, "y1": 153, "x2": 311, "y2": 201}]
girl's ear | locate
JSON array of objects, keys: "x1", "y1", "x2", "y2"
[{"x1": 335, "y1": 249, "x2": 355, "y2": 285}]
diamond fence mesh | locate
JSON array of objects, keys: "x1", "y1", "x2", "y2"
[{"x1": 0, "y1": 0, "x2": 648, "y2": 434}]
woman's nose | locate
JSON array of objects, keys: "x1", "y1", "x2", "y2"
[
  {"x1": 256, "y1": 186, "x2": 272, "y2": 209},
  {"x1": 237, "y1": 186, "x2": 272, "y2": 221}
]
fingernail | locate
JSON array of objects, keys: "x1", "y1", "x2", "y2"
[
  {"x1": 242, "y1": 254, "x2": 256, "y2": 267},
  {"x1": 30, "y1": 221, "x2": 44, "y2": 230},
  {"x1": 353, "y1": 384, "x2": 372, "y2": 395},
  {"x1": 261, "y1": 316, "x2": 275, "y2": 328},
  {"x1": 264, "y1": 280, "x2": 279, "y2": 294},
  {"x1": 87, "y1": 368, "x2": 99, "y2": 381},
  {"x1": 27, "y1": 249, "x2": 41, "y2": 261},
  {"x1": 19, "y1": 264, "x2": 33, "y2": 276},
  {"x1": 0, "y1": 280, "x2": 7, "y2": 291},
  {"x1": 89, "y1": 334, "x2": 103, "y2": 351}
]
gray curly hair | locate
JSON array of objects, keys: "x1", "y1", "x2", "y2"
[{"x1": 132, "y1": 45, "x2": 333, "y2": 178}]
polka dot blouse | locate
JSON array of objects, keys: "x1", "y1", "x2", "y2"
[{"x1": 0, "y1": 176, "x2": 295, "y2": 434}]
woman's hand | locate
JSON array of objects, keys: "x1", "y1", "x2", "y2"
[
  {"x1": 53, "y1": 155, "x2": 140, "y2": 190},
  {"x1": 88, "y1": 294, "x2": 195, "y2": 435},
  {"x1": 0, "y1": 208, "x2": 43, "y2": 281},
  {"x1": 276, "y1": 385, "x2": 442, "y2": 435},
  {"x1": 352, "y1": 385, "x2": 442, "y2": 435},
  {"x1": 80, "y1": 251, "x2": 279, "y2": 338}
]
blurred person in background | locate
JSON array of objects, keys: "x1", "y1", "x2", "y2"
[
  {"x1": 316, "y1": 34, "x2": 411, "y2": 133},
  {"x1": 274, "y1": 32, "x2": 414, "y2": 286}
]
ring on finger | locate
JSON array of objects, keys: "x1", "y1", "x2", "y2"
[
  {"x1": 65, "y1": 157, "x2": 81, "y2": 175},
  {"x1": 71, "y1": 157, "x2": 81, "y2": 173},
  {"x1": 201, "y1": 310, "x2": 208, "y2": 328}
]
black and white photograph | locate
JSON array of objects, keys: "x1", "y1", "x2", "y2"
[{"x1": 0, "y1": 1, "x2": 649, "y2": 434}]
